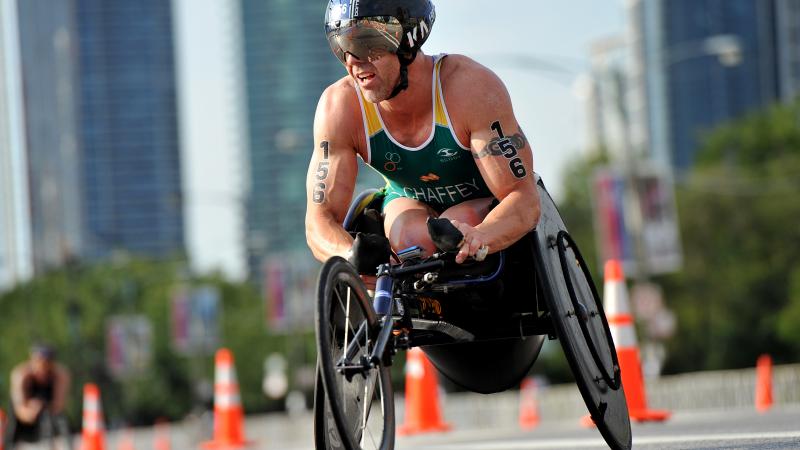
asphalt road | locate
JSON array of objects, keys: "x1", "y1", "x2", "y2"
[{"x1": 396, "y1": 406, "x2": 800, "y2": 450}]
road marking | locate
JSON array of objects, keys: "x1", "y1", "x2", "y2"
[{"x1": 421, "y1": 430, "x2": 800, "y2": 449}]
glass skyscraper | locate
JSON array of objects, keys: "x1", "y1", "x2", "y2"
[
  {"x1": 240, "y1": 0, "x2": 355, "y2": 277},
  {"x1": 15, "y1": 0, "x2": 83, "y2": 271},
  {"x1": 0, "y1": 0, "x2": 32, "y2": 290},
  {"x1": 75, "y1": 0, "x2": 184, "y2": 259},
  {"x1": 633, "y1": 0, "x2": 800, "y2": 172}
]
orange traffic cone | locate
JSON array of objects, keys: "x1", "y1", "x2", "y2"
[
  {"x1": 398, "y1": 347, "x2": 452, "y2": 435},
  {"x1": 80, "y1": 383, "x2": 106, "y2": 450},
  {"x1": 604, "y1": 259, "x2": 670, "y2": 422},
  {"x1": 153, "y1": 419, "x2": 171, "y2": 450},
  {"x1": 116, "y1": 429, "x2": 135, "y2": 450},
  {"x1": 202, "y1": 348, "x2": 252, "y2": 449},
  {"x1": 518, "y1": 377, "x2": 540, "y2": 430},
  {"x1": 755, "y1": 354, "x2": 773, "y2": 413},
  {"x1": 1, "y1": 408, "x2": 7, "y2": 450}
]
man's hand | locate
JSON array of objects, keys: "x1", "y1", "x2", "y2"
[
  {"x1": 17, "y1": 398, "x2": 44, "y2": 424},
  {"x1": 449, "y1": 219, "x2": 490, "y2": 264}
]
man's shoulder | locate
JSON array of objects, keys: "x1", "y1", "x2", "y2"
[
  {"x1": 11, "y1": 363, "x2": 31, "y2": 380},
  {"x1": 317, "y1": 76, "x2": 361, "y2": 127},
  {"x1": 440, "y1": 54, "x2": 503, "y2": 90},
  {"x1": 440, "y1": 54, "x2": 509, "y2": 120},
  {"x1": 321, "y1": 76, "x2": 358, "y2": 108}
]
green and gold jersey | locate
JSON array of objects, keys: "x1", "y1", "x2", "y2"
[{"x1": 355, "y1": 54, "x2": 493, "y2": 213}]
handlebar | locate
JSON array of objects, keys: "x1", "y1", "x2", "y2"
[{"x1": 388, "y1": 259, "x2": 446, "y2": 277}]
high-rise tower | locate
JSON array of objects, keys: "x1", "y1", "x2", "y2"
[
  {"x1": 75, "y1": 0, "x2": 184, "y2": 259},
  {"x1": 0, "y1": 0, "x2": 32, "y2": 290},
  {"x1": 632, "y1": 0, "x2": 800, "y2": 172},
  {"x1": 15, "y1": 0, "x2": 83, "y2": 271}
]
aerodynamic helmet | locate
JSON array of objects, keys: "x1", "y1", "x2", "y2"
[{"x1": 325, "y1": 0, "x2": 436, "y2": 98}]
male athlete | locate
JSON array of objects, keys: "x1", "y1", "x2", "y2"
[
  {"x1": 306, "y1": 0, "x2": 541, "y2": 269},
  {"x1": 8, "y1": 344, "x2": 71, "y2": 446}
]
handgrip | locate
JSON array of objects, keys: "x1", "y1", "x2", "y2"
[{"x1": 426, "y1": 217, "x2": 464, "y2": 252}]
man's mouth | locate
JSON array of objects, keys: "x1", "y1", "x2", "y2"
[{"x1": 356, "y1": 72, "x2": 375, "y2": 83}]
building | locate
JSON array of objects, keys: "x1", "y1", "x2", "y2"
[
  {"x1": 240, "y1": 1, "x2": 382, "y2": 279},
  {"x1": 775, "y1": 0, "x2": 800, "y2": 101},
  {"x1": 631, "y1": 0, "x2": 800, "y2": 173},
  {"x1": 0, "y1": 0, "x2": 32, "y2": 291},
  {"x1": 75, "y1": 0, "x2": 184, "y2": 260},
  {"x1": 15, "y1": 0, "x2": 83, "y2": 271}
]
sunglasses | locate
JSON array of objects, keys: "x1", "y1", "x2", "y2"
[{"x1": 326, "y1": 17, "x2": 403, "y2": 64}]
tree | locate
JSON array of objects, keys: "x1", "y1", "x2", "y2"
[
  {"x1": 555, "y1": 100, "x2": 800, "y2": 373},
  {"x1": 658, "y1": 99, "x2": 800, "y2": 371},
  {"x1": 0, "y1": 257, "x2": 310, "y2": 426}
]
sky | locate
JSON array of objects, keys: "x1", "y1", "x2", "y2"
[
  {"x1": 176, "y1": 0, "x2": 626, "y2": 279},
  {"x1": 425, "y1": 0, "x2": 626, "y2": 196}
]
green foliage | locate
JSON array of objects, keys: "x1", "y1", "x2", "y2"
[
  {"x1": 557, "y1": 100, "x2": 800, "y2": 374},
  {"x1": 658, "y1": 100, "x2": 800, "y2": 372},
  {"x1": 557, "y1": 150, "x2": 610, "y2": 283},
  {"x1": 776, "y1": 266, "x2": 800, "y2": 353},
  {"x1": 0, "y1": 258, "x2": 315, "y2": 427}
]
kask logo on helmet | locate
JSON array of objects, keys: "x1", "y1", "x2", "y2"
[{"x1": 406, "y1": 19, "x2": 430, "y2": 48}]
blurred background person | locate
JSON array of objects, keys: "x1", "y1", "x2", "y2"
[{"x1": 8, "y1": 344, "x2": 71, "y2": 449}]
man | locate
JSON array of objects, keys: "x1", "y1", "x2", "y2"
[
  {"x1": 306, "y1": 0, "x2": 540, "y2": 269},
  {"x1": 9, "y1": 344, "x2": 71, "y2": 446}
]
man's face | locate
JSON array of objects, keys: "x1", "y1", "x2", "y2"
[
  {"x1": 30, "y1": 354, "x2": 54, "y2": 381},
  {"x1": 346, "y1": 51, "x2": 400, "y2": 103}
]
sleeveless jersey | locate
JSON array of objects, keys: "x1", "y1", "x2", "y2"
[{"x1": 355, "y1": 54, "x2": 493, "y2": 212}]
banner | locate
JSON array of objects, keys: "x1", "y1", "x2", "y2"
[
  {"x1": 106, "y1": 315, "x2": 153, "y2": 379},
  {"x1": 263, "y1": 253, "x2": 317, "y2": 333},
  {"x1": 171, "y1": 285, "x2": 220, "y2": 355},
  {"x1": 592, "y1": 165, "x2": 683, "y2": 276}
]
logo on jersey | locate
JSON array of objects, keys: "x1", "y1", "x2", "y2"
[
  {"x1": 384, "y1": 152, "x2": 402, "y2": 172},
  {"x1": 437, "y1": 147, "x2": 461, "y2": 163},
  {"x1": 420, "y1": 173, "x2": 440, "y2": 182}
]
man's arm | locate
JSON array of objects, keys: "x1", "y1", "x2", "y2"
[
  {"x1": 49, "y1": 364, "x2": 70, "y2": 414},
  {"x1": 305, "y1": 81, "x2": 361, "y2": 262},
  {"x1": 10, "y1": 366, "x2": 42, "y2": 423},
  {"x1": 447, "y1": 57, "x2": 541, "y2": 260}
]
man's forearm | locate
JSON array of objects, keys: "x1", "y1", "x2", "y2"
[
  {"x1": 14, "y1": 401, "x2": 41, "y2": 423},
  {"x1": 476, "y1": 190, "x2": 540, "y2": 252},
  {"x1": 306, "y1": 214, "x2": 356, "y2": 262}
]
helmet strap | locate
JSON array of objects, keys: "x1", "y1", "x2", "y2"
[{"x1": 386, "y1": 50, "x2": 417, "y2": 100}]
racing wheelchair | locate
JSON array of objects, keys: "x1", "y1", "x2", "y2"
[{"x1": 313, "y1": 174, "x2": 632, "y2": 450}]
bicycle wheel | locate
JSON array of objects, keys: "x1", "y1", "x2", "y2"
[
  {"x1": 533, "y1": 175, "x2": 631, "y2": 450},
  {"x1": 316, "y1": 256, "x2": 395, "y2": 450}
]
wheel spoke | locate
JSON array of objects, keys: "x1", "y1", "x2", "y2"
[
  {"x1": 360, "y1": 372, "x2": 381, "y2": 449},
  {"x1": 333, "y1": 283, "x2": 363, "y2": 353}
]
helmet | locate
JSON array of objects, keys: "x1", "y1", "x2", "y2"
[{"x1": 325, "y1": 0, "x2": 436, "y2": 97}]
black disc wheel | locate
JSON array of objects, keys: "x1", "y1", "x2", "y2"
[
  {"x1": 532, "y1": 175, "x2": 632, "y2": 450},
  {"x1": 556, "y1": 230, "x2": 621, "y2": 390},
  {"x1": 315, "y1": 256, "x2": 395, "y2": 450}
]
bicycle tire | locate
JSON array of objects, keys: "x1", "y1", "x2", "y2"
[
  {"x1": 315, "y1": 257, "x2": 395, "y2": 450},
  {"x1": 533, "y1": 175, "x2": 632, "y2": 450}
]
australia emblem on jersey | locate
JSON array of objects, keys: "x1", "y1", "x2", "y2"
[
  {"x1": 420, "y1": 173, "x2": 440, "y2": 182},
  {"x1": 437, "y1": 147, "x2": 461, "y2": 163},
  {"x1": 384, "y1": 152, "x2": 402, "y2": 172}
]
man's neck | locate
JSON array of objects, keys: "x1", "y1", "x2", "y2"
[{"x1": 378, "y1": 52, "x2": 433, "y2": 118}]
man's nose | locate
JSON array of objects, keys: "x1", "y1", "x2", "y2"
[{"x1": 345, "y1": 52, "x2": 362, "y2": 65}]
